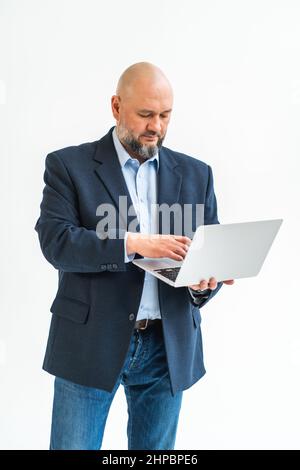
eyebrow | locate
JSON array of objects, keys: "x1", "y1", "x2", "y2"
[{"x1": 138, "y1": 109, "x2": 172, "y2": 114}]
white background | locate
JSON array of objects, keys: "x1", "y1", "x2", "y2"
[{"x1": 0, "y1": 0, "x2": 299, "y2": 450}]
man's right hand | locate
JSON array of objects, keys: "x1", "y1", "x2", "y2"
[{"x1": 126, "y1": 233, "x2": 192, "y2": 261}]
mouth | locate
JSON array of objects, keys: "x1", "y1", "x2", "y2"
[{"x1": 141, "y1": 135, "x2": 158, "y2": 141}]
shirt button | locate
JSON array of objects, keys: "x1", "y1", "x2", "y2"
[{"x1": 129, "y1": 314, "x2": 135, "y2": 321}]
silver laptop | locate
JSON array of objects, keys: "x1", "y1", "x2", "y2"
[{"x1": 132, "y1": 219, "x2": 283, "y2": 287}]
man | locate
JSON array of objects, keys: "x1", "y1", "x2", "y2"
[{"x1": 35, "y1": 62, "x2": 234, "y2": 450}]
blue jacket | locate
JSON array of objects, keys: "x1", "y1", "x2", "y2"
[{"x1": 35, "y1": 127, "x2": 222, "y2": 395}]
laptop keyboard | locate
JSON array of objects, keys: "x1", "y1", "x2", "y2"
[{"x1": 154, "y1": 267, "x2": 181, "y2": 282}]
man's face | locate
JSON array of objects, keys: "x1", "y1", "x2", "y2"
[{"x1": 112, "y1": 81, "x2": 173, "y2": 160}]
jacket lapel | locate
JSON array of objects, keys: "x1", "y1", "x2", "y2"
[
  {"x1": 157, "y1": 147, "x2": 182, "y2": 234},
  {"x1": 93, "y1": 128, "x2": 138, "y2": 230}
]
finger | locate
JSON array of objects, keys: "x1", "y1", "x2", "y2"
[
  {"x1": 223, "y1": 279, "x2": 235, "y2": 285},
  {"x1": 161, "y1": 242, "x2": 187, "y2": 259},
  {"x1": 171, "y1": 240, "x2": 189, "y2": 250},
  {"x1": 166, "y1": 251, "x2": 184, "y2": 261},
  {"x1": 208, "y1": 277, "x2": 217, "y2": 290},
  {"x1": 174, "y1": 241, "x2": 190, "y2": 252},
  {"x1": 169, "y1": 238, "x2": 190, "y2": 247},
  {"x1": 168, "y1": 241, "x2": 190, "y2": 256},
  {"x1": 174, "y1": 235, "x2": 192, "y2": 246},
  {"x1": 172, "y1": 246, "x2": 188, "y2": 258},
  {"x1": 199, "y1": 280, "x2": 208, "y2": 290}
]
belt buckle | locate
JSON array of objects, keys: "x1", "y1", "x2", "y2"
[{"x1": 138, "y1": 318, "x2": 148, "y2": 330}]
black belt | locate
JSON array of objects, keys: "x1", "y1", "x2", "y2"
[{"x1": 134, "y1": 319, "x2": 161, "y2": 330}]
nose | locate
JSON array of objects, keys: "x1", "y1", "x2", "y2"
[{"x1": 147, "y1": 115, "x2": 162, "y2": 134}]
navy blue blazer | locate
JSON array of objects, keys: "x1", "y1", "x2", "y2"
[{"x1": 35, "y1": 127, "x2": 222, "y2": 395}]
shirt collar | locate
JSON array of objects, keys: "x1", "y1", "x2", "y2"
[{"x1": 112, "y1": 127, "x2": 159, "y2": 170}]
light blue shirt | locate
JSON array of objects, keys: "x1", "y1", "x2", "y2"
[{"x1": 112, "y1": 128, "x2": 161, "y2": 321}]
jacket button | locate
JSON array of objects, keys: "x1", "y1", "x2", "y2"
[{"x1": 129, "y1": 314, "x2": 135, "y2": 321}]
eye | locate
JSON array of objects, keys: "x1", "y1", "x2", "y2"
[{"x1": 139, "y1": 113, "x2": 152, "y2": 118}]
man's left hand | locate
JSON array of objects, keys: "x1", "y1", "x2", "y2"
[{"x1": 189, "y1": 277, "x2": 234, "y2": 291}]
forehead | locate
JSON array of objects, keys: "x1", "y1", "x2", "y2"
[{"x1": 125, "y1": 81, "x2": 173, "y2": 111}]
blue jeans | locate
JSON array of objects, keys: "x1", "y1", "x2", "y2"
[{"x1": 50, "y1": 321, "x2": 183, "y2": 450}]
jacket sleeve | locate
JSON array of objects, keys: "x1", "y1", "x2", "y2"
[
  {"x1": 187, "y1": 164, "x2": 223, "y2": 307},
  {"x1": 34, "y1": 152, "x2": 126, "y2": 273}
]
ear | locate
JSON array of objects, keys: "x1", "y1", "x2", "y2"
[{"x1": 111, "y1": 95, "x2": 120, "y2": 121}]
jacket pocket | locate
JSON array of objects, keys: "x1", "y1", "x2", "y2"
[{"x1": 50, "y1": 295, "x2": 90, "y2": 324}]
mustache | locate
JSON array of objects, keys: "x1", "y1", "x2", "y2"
[{"x1": 141, "y1": 131, "x2": 162, "y2": 138}]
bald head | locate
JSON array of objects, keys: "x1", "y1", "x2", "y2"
[
  {"x1": 111, "y1": 62, "x2": 173, "y2": 163},
  {"x1": 116, "y1": 62, "x2": 173, "y2": 100}
]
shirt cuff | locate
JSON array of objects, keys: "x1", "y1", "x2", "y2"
[
  {"x1": 124, "y1": 231, "x2": 135, "y2": 263},
  {"x1": 188, "y1": 287, "x2": 211, "y2": 300}
]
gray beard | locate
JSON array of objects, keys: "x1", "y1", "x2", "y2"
[{"x1": 117, "y1": 126, "x2": 164, "y2": 160}]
